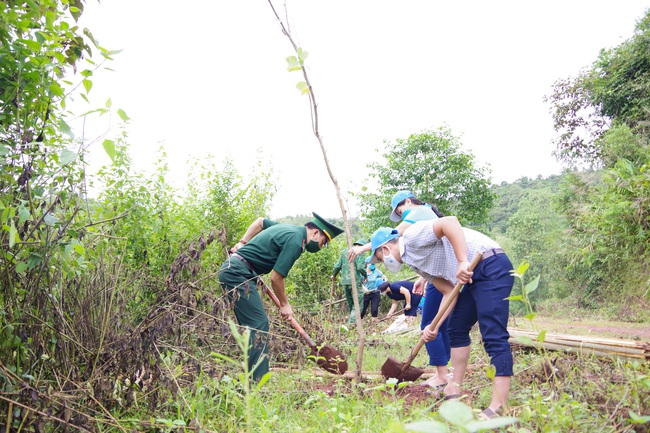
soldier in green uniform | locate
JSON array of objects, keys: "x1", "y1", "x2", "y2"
[
  {"x1": 219, "y1": 212, "x2": 343, "y2": 381},
  {"x1": 331, "y1": 239, "x2": 368, "y2": 324}
]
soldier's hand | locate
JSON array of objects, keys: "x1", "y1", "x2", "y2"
[
  {"x1": 280, "y1": 304, "x2": 294, "y2": 322},
  {"x1": 230, "y1": 241, "x2": 245, "y2": 254}
]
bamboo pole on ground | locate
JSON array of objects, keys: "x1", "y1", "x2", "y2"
[{"x1": 508, "y1": 328, "x2": 650, "y2": 361}]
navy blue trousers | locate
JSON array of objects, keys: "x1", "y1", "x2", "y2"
[
  {"x1": 421, "y1": 283, "x2": 450, "y2": 366},
  {"x1": 447, "y1": 253, "x2": 514, "y2": 377},
  {"x1": 361, "y1": 291, "x2": 381, "y2": 318}
]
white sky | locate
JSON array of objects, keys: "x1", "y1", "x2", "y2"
[{"x1": 73, "y1": 1, "x2": 649, "y2": 219}]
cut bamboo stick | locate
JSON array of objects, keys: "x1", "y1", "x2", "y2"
[
  {"x1": 508, "y1": 328, "x2": 650, "y2": 361},
  {"x1": 509, "y1": 328, "x2": 650, "y2": 349}
]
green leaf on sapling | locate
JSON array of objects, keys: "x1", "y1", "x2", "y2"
[
  {"x1": 59, "y1": 119, "x2": 74, "y2": 138},
  {"x1": 61, "y1": 149, "x2": 78, "y2": 165},
  {"x1": 103, "y1": 139, "x2": 116, "y2": 163},
  {"x1": 296, "y1": 81, "x2": 309, "y2": 95},
  {"x1": 485, "y1": 364, "x2": 496, "y2": 380},
  {"x1": 513, "y1": 261, "x2": 530, "y2": 276},
  {"x1": 82, "y1": 79, "x2": 92, "y2": 93},
  {"x1": 296, "y1": 47, "x2": 308, "y2": 61},
  {"x1": 524, "y1": 275, "x2": 540, "y2": 294},
  {"x1": 117, "y1": 109, "x2": 130, "y2": 121},
  {"x1": 286, "y1": 55, "x2": 302, "y2": 72}
]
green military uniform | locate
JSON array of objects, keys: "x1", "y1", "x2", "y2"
[
  {"x1": 218, "y1": 213, "x2": 343, "y2": 380},
  {"x1": 332, "y1": 239, "x2": 367, "y2": 324}
]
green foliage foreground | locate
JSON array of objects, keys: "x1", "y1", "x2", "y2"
[{"x1": 33, "y1": 319, "x2": 642, "y2": 433}]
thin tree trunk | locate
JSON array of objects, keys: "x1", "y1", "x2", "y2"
[{"x1": 266, "y1": 0, "x2": 366, "y2": 382}]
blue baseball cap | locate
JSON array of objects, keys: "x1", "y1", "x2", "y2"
[
  {"x1": 390, "y1": 190, "x2": 416, "y2": 222},
  {"x1": 369, "y1": 227, "x2": 401, "y2": 263}
]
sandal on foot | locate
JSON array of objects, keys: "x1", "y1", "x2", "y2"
[
  {"x1": 424, "y1": 383, "x2": 446, "y2": 394},
  {"x1": 478, "y1": 407, "x2": 502, "y2": 420},
  {"x1": 427, "y1": 389, "x2": 460, "y2": 401},
  {"x1": 420, "y1": 376, "x2": 446, "y2": 388}
]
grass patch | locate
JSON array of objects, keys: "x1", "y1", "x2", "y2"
[{"x1": 121, "y1": 324, "x2": 649, "y2": 432}]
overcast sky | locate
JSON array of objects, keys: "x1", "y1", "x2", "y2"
[{"x1": 74, "y1": 1, "x2": 648, "y2": 219}]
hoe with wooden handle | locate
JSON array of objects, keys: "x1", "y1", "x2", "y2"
[
  {"x1": 380, "y1": 252, "x2": 483, "y2": 382},
  {"x1": 260, "y1": 279, "x2": 348, "y2": 375}
]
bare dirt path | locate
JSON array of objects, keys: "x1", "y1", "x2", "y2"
[{"x1": 509, "y1": 315, "x2": 650, "y2": 341}]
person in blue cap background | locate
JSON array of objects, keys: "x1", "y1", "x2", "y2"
[
  {"x1": 365, "y1": 261, "x2": 386, "y2": 296},
  {"x1": 388, "y1": 190, "x2": 444, "y2": 225},
  {"x1": 220, "y1": 212, "x2": 344, "y2": 381},
  {"x1": 368, "y1": 217, "x2": 515, "y2": 419},
  {"x1": 349, "y1": 190, "x2": 450, "y2": 391},
  {"x1": 331, "y1": 239, "x2": 368, "y2": 324},
  {"x1": 360, "y1": 262, "x2": 385, "y2": 323}
]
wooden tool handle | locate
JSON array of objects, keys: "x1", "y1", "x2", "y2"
[
  {"x1": 376, "y1": 307, "x2": 407, "y2": 324},
  {"x1": 424, "y1": 252, "x2": 484, "y2": 333},
  {"x1": 260, "y1": 279, "x2": 317, "y2": 349},
  {"x1": 401, "y1": 252, "x2": 484, "y2": 370}
]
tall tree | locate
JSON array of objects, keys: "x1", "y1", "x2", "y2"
[
  {"x1": 357, "y1": 126, "x2": 495, "y2": 231},
  {"x1": 546, "y1": 8, "x2": 650, "y2": 167},
  {"x1": 545, "y1": 9, "x2": 650, "y2": 305}
]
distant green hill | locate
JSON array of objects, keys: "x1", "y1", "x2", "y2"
[{"x1": 488, "y1": 174, "x2": 564, "y2": 235}]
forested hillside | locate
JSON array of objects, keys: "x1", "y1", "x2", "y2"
[{"x1": 488, "y1": 175, "x2": 565, "y2": 235}]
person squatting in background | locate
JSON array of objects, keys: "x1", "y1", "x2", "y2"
[
  {"x1": 220, "y1": 213, "x2": 344, "y2": 381},
  {"x1": 368, "y1": 216, "x2": 515, "y2": 419},
  {"x1": 331, "y1": 239, "x2": 368, "y2": 324},
  {"x1": 377, "y1": 280, "x2": 423, "y2": 326},
  {"x1": 350, "y1": 190, "x2": 451, "y2": 390}
]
